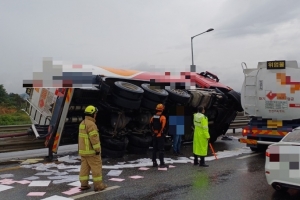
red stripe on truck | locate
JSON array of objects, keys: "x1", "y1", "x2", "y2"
[{"x1": 289, "y1": 104, "x2": 300, "y2": 108}]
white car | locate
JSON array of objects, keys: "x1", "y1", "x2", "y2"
[{"x1": 265, "y1": 126, "x2": 300, "y2": 192}]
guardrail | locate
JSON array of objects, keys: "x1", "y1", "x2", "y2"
[
  {"x1": 0, "y1": 114, "x2": 250, "y2": 134},
  {"x1": 0, "y1": 124, "x2": 31, "y2": 133},
  {"x1": 229, "y1": 115, "x2": 249, "y2": 133}
]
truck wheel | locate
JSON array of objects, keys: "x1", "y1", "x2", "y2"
[
  {"x1": 113, "y1": 81, "x2": 144, "y2": 100},
  {"x1": 165, "y1": 89, "x2": 191, "y2": 104},
  {"x1": 164, "y1": 138, "x2": 172, "y2": 151},
  {"x1": 127, "y1": 144, "x2": 149, "y2": 155},
  {"x1": 141, "y1": 97, "x2": 165, "y2": 110},
  {"x1": 227, "y1": 90, "x2": 243, "y2": 112},
  {"x1": 101, "y1": 147, "x2": 125, "y2": 158},
  {"x1": 141, "y1": 83, "x2": 169, "y2": 102},
  {"x1": 189, "y1": 91, "x2": 203, "y2": 108},
  {"x1": 101, "y1": 137, "x2": 127, "y2": 151},
  {"x1": 127, "y1": 134, "x2": 152, "y2": 148},
  {"x1": 111, "y1": 93, "x2": 141, "y2": 110}
]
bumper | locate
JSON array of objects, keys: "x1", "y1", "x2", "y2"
[{"x1": 238, "y1": 138, "x2": 276, "y2": 145}]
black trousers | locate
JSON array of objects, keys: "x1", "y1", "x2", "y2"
[
  {"x1": 194, "y1": 154, "x2": 205, "y2": 165},
  {"x1": 152, "y1": 136, "x2": 165, "y2": 164}
]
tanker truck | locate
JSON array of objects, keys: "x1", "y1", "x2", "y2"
[
  {"x1": 239, "y1": 60, "x2": 300, "y2": 152},
  {"x1": 22, "y1": 60, "x2": 243, "y2": 160}
]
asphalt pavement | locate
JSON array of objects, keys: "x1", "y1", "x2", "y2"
[{"x1": 1, "y1": 132, "x2": 300, "y2": 200}]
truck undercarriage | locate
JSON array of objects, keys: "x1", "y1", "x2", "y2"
[{"x1": 24, "y1": 72, "x2": 243, "y2": 159}]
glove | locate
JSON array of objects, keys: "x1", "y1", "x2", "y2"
[{"x1": 96, "y1": 151, "x2": 100, "y2": 155}]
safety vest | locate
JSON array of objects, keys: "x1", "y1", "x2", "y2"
[
  {"x1": 151, "y1": 115, "x2": 162, "y2": 131},
  {"x1": 78, "y1": 116, "x2": 101, "y2": 156},
  {"x1": 193, "y1": 112, "x2": 204, "y2": 127}
]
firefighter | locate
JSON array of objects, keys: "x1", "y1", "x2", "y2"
[
  {"x1": 78, "y1": 105, "x2": 107, "y2": 192},
  {"x1": 193, "y1": 106, "x2": 210, "y2": 167},
  {"x1": 150, "y1": 103, "x2": 167, "y2": 167}
]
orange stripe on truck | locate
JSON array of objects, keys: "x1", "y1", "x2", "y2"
[
  {"x1": 239, "y1": 138, "x2": 258, "y2": 145},
  {"x1": 100, "y1": 66, "x2": 140, "y2": 76},
  {"x1": 65, "y1": 88, "x2": 73, "y2": 103},
  {"x1": 52, "y1": 133, "x2": 60, "y2": 152}
]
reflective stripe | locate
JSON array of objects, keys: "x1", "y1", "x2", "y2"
[
  {"x1": 89, "y1": 130, "x2": 98, "y2": 137},
  {"x1": 85, "y1": 138, "x2": 90, "y2": 151},
  {"x1": 93, "y1": 143, "x2": 100, "y2": 149},
  {"x1": 79, "y1": 133, "x2": 88, "y2": 138},
  {"x1": 79, "y1": 150, "x2": 96, "y2": 154},
  {"x1": 79, "y1": 176, "x2": 89, "y2": 181},
  {"x1": 79, "y1": 124, "x2": 86, "y2": 130},
  {"x1": 93, "y1": 176, "x2": 102, "y2": 182}
]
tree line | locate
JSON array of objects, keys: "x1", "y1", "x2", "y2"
[{"x1": 0, "y1": 84, "x2": 27, "y2": 110}]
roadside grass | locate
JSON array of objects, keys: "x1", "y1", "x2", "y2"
[{"x1": 0, "y1": 106, "x2": 31, "y2": 125}]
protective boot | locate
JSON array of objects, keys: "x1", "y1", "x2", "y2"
[
  {"x1": 94, "y1": 182, "x2": 108, "y2": 192},
  {"x1": 159, "y1": 152, "x2": 168, "y2": 168},
  {"x1": 194, "y1": 154, "x2": 199, "y2": 165},
  {"x1": 199, "y1": 156, "x2": 209, "y2": 167},
  {"x1": 80, "y1": 185, "x2": 91, "y2": 190},
  {"x1": 153, "y1": 161, "x2": 158, "y2": 167}
]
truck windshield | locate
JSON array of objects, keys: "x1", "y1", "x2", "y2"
[{"x1": 282, "y1": 129, "x2": 300, "y2": 143}]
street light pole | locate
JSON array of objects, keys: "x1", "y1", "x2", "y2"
[{"x1": 190, "y1": 28, "x2": 214, "y2": 72}]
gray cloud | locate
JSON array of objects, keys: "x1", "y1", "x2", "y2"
[{"x1": 0, "y1": 0, "x2": 299, "y2": 95}]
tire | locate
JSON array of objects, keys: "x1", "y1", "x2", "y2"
[
  {"x1": 141, "y1": 83, "x2": 169, "y2": 102},
  {"x1": 227, "y1": 90, "x2": 243, "y2": 112},
  {"x1": 101, "y1": 146, "x2": 125, "y2": 158},
  {"x1": 101, "y1": 137, "x2": 127, "y2": 151},
  {"x1": 127, "y1": 134, "x2": 152, "y2": 148},
  {"x1": 165, "y1": 89, "x2": 191, "y2": 104},
  {"x1": 127, "y1": 144, "x2": 149, "y2": 155},
  {"x1": 113, "y1": 81, "x2": 144, "y2": 100},
  {"x1": 141, "y1": 97, "x2": 165, "y2": 110},
  {"x1": 208, "y1": 126, "x2": 218, "y2": 144},
  {"x1": 111, "y1": 93, "x2": 141, "y2": 109},
  {"x1": 164, "y1": 138, "x2": 172, "y2": 151},
  {"x1": 189, "y1": 91, "x2": 203, "y2": 108},
  {"x1": 272, "y1": 183, "x2": 288, "y2": 192}
]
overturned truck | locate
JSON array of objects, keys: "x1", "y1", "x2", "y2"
[{"x1": 23, "y1": 64, "x2": 243, "y2": 160}]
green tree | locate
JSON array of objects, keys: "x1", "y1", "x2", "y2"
[
  {"x1": 8, "y1": 93, "x2": 25, "y2": 109},
  {"x1": 0, "y1": 84, "x2": 9, "y2": 104}
]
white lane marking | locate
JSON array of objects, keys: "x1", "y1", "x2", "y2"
[
  {"x1": 70, "y1": 186, "x2": 120, "y2": 199},
  {"x1": 236, "y1": 153, "x2": 262, "y2": 159}
]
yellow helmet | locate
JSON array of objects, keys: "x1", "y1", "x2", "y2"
[
  {"x1": 156, "y1": 103, "x2": 164, "y2": 111},
  {"x1": 84, "y1": 105, "x2": 98, "y2": 114}
]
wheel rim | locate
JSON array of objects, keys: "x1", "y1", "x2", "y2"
[{"x1": 121, "y1": 82, "x2": 140, "y2": 90}]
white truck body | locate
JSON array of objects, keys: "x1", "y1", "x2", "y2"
[
  {"x1": 239, "y1": 60, "x2": 300, "y2": 150},
  {"x1": 241, "y1": 60, "x2": 300, "y2": 121}
]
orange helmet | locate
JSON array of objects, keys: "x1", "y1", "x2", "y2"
[{"x1": 156, "y1": 103, "x2": 164, "y2": 111}]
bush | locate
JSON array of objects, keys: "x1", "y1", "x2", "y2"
[{"x1": 0, "y1": 111, "x2": 31, "y2": 125}]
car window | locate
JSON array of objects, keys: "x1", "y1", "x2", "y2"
[{"x1": 282, "y1": 129, "x2": 300, "y2": 143}]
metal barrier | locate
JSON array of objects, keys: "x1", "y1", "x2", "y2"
[
  {"x1": 229, "y1": 113, "x2": 250, "y2": 133},
  {"x1": 0, "y1": 124, "x2": 31, "y2": 133}
]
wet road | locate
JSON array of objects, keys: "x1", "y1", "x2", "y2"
[{"x1": 1, "y1": 133, "x2": 300, "y2": 200}]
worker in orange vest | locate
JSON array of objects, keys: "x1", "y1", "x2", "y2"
[{"x1": 150, "y1": 103, "x2": 167, "y2": 168}]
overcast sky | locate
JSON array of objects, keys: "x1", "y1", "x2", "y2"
[{"x1": 1, "y1": 0, "x2": 300, "y2": 94}]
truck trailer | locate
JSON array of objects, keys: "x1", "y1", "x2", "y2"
[
  {"x1": 23, "y1": 61, "x2": 243, "y2": 160},
  {"x1": 239, "y1": 60, "x2": 300, "y2": 151}
]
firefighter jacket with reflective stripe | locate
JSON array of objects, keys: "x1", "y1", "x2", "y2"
[
  {"x1": 150, "y1": 113, "x2": 166, "y2": 137},
  {"x1": 78, "y1": 116, "x2": 101, "y2": 156}
]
